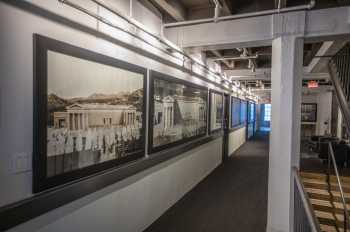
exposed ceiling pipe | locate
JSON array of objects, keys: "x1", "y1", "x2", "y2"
[
  {"x1": 60, "y1": 0, "x2": 231, "y2": 85},
  {"x1": 58, "y1": 0, "x2": 180, "y2": 61},
  {"x1": 277, "y1": 0, "x2": 282, "y2": 10},
  {"x1": 242, "y1": 48, "x2": 249, "y2": 57},
  {"x1": 164, "y1": 0, "x2": 316, "y2": 28},
  {"x1": 57, "y1": 0, "x2": 258, "y2": 96},
  {"x1": 251, "y1": 88, "x2": 272, "y2": 92},
  {"x1": 213, "y1": 55, "x2": 258, "y2": 61},
  {"x1": 213, "y1": 0, "x2": 222, "y2": 23}
]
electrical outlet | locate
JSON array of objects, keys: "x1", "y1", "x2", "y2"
[{"x1": 12, "y1": 152, "x2": 31, "y2": 174}]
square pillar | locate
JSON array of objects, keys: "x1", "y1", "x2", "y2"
[{"x1": 267, "y1": 36, "x2": 303, "y2": 232}]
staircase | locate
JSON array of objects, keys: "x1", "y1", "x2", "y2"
[
  {"x1": 293, "y1": 43, "x2": 350, "y2": 232},
  {"x1": 301, "y1": 171, "x2": 350, "y2": 232}
]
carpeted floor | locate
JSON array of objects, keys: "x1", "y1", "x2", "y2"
[{"x1": 144, "y1": 131, "x2": 270, "y2": 232}]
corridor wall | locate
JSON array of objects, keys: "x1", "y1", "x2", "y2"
[
  {"x1": 302, "y1": 87, "x2": 332, "y2": 135},
  {"x1": 0, "y1": 1, "x2": 248, "y2": 232},
  {"x1": 228, "y1": 127, "x2": 247, "y2": 156}
]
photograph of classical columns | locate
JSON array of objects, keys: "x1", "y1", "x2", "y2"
[
  {"x1": 210, "y1": 91, "x2": 223, "y2": 131},
  {"x1": 46, "y1": 51, "x2": 144, "y2": 177},
  {"x1": 152, "y1": 78, "x2": 208, "y2": 148}
]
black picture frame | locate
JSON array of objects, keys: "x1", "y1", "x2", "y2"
[
  {"x1": 33, "y1": 34, "x2": 147, "y2": 193},
  {"x1": 301, "y1": 103, "x2": 317, "y2": 122},
  {"x1": 246, "y1": 101, "x2": 256, "y2": 139},
  {"x1": 148, "y1": 70, "x2": 208, "y2": 154},
  {"x1": 240, "y1": 99, "x2": 248, "y2": 125},
  {"x1": 230, "y1": 96, "x2": 241, "y2": 128},
  {"x1": 209, "y1": 89, "x2": 224, "y2": 134}
]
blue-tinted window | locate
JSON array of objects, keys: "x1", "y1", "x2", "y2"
[
  {"x1": 264, "y1": 104, "x2": 271, "y2": 121},
  {"x1": 231, "y1": 97, "x2": 241, "y2": 127},
  {"x1": 240, "y1": 100, "x2": 247, "y2": 124},
  {"x1": 248, "y1": 102, "x2": 255, "y2": 123}
]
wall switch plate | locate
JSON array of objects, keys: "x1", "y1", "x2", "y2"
[{"x1": 12, "y1": 152, "x2": 31, "y2": 174}]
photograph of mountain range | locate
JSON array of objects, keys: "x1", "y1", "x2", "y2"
[{"x1": 45, "y1": 50, "x2": 145, "y2": 177}]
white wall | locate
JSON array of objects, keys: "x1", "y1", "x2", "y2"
[
  {"x1": 0, "y1": 0, "x2": 227, "y2": 208},
  {"x1": 302, "y1": 87, "x2": 332, "y2": 136},
  {"x1": 0, "y1": 1, "x2": 247, "y2": 232},
  {"x1": 228, "y1": 127, "x2": 246, "y2": 156},
  {"x1": 8, "y1": 138, "x2": 222, "y2": 232}
]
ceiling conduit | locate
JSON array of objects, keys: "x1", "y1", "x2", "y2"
[
  {"x1": 57, "y1": 0, "x2": 260, "y2": 100},
  {"x1": 59, "y1": 0, "x2": 232, "y2": 84}
]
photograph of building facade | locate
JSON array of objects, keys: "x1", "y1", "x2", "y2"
[
  {"x1": 152, "y1": 78, "x2": 208, "y2": 148},
  {"x1": 210, "y1": 91, "x2": 223, "y2": 131},
  {"x1": 46, "y1": 51, "x2": 144, "y2": 177}
]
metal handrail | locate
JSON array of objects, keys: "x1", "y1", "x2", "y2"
[
  {"x1": 328, "y1": 61, "x2": 350, "y2": 137},
  {"x1": 293, "y1": 167, "x2": 322, "y2": 232},
  {"x1": 327, "y1": 142, "x2": 350, "y2": 230}
]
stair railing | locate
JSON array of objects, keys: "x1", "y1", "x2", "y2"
[
  {"x1": 328, "y1": 60, "x2": 350, "y2": 137},
  {"x1": 293, "y1": 167, "x2": 322, "y2": 232},
  {"x1": 327, "y1": 44, "x2": 350, "y2": 231},
  {"x1": 327, "y1": 142, "x2": 350, "y2": 230}
]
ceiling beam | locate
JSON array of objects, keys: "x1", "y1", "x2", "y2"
[
  {"x1": 138, "y1": 0, "x2": 162, "y2": 18},
  {"x1": 150, "y1": 0, "x2": 186, "y2": 21},
  {"x1": 164, "y1": 7, "x2": 350, "y2": 50},
  {"x1": 306, "y1": 40, "x2": 348, "y2": 73}
]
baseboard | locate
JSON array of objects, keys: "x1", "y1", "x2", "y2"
[{"x1": 266, "y1": 224, "x2": 289, "y2": 232}]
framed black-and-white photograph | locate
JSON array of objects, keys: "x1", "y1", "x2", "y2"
[
  {"x1": 240, "y1": 100, "x2": 248, "y2": 125},
  {"x1": 149, "y1": 71, "x2": 208, "y2": 153},
  {"x1": 33, "y1": 34, "x2": 147, "y2": 192},
  {"x1": 209, "y1": 90, "x2": 223, "y2": 133},
  {"x1": 231, "y1": 97, "x2": 241, "y2": 128},
  {"x1": 301, "y1": 103, "x2": 317, "y2": 122}
]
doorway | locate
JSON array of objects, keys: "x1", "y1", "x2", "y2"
[
  {"x1": 259, "y1": 104, "x2": 271, "y2": 132},
  {"x1": 222, "y1": 93, "x2": 230, "y2": 162}
]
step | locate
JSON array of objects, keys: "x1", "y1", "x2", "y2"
[
  {"x1": 315, "y1": 210, "x2": 337, "y2": 226},
  {"x1": 310, "y1": 198, "x2": 350, "y2": 214},
  {"x1": 320, "y1": 224, "x2": 350, "y2": 232},
  {"x1": 315, "y1": 210, "x2": 349, "y2": 229},
  {"x1": 300, "y1": 172, "x2": 350, "y2": 185},
  {"x1": 302, "y1": 178, "x2": 350, "y2": 193},
  {"x1": 320, "y1": 224, "x2": 337, "y2": 232},
  {"x1": 305, "y1": 188, "x2": 350, "y2": 203},
  {"x1": 315, "y1": 210, "x2": 345, "y2": 228}
]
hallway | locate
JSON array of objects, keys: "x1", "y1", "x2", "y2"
[{"x1": 145, "y1": 132, "x2": 270, "y2": 232}]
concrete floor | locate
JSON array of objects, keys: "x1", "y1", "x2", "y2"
[{"x1": 144, "y1": 131, "x2": 270, "y2": 232}]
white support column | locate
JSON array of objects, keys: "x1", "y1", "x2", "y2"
[{"x1": 267, "y1": 36, "x2": 303, "y2": 232}]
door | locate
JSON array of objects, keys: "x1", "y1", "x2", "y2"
[{"x1": 222, "y1": 94, "x2": 230, "y2": 162}]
